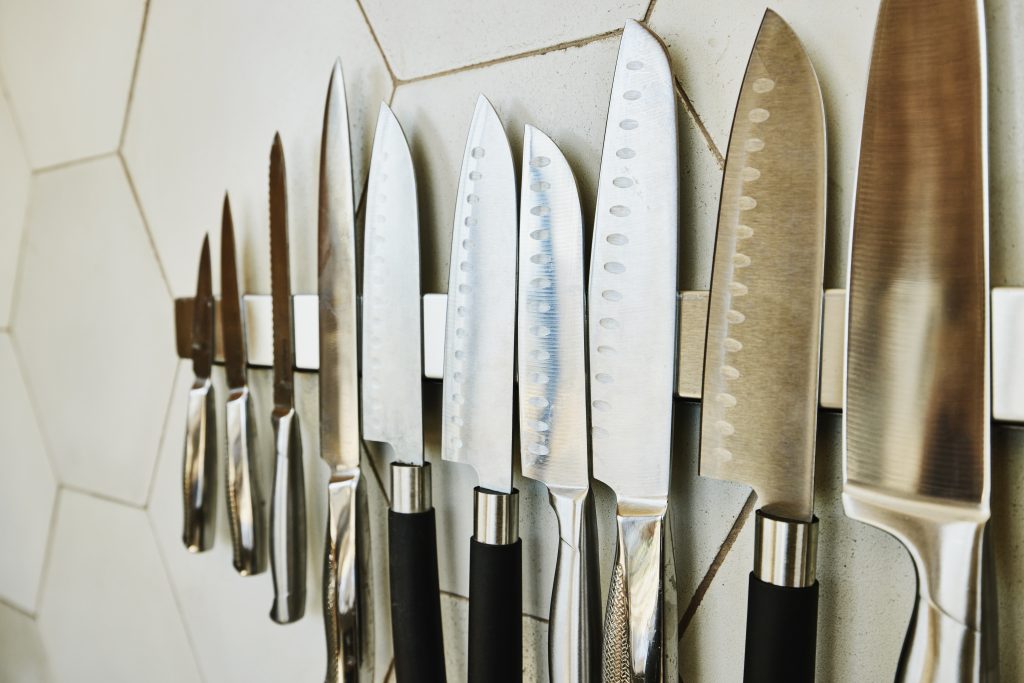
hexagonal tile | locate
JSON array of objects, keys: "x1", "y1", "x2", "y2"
[
  {"x1": 122, "y1": 0, "x2": 392, "y2": 299},
  {"x1": 13, "y1": 156, "x2": 175, "y2": 505},
  {"x1": 0, "y1": 602, "x2": 53, "y2": 682},
  {"x1": 0, "y1": 83, "x2": 30, "y2": 327},
  {"x1": 0, "y1": 0, "x2": 145, "y2": 169}
]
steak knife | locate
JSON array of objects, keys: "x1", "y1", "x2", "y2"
[
  {"x1": 182, "y1": 234, "x2": 216, "y2": 553},
  {"x1": 844, "y1": 1, "x2": 990, "y2": 681},
  {"x1": 269, "y1": 132, "x2": 307, "y2": 624},
  {"x1": 698, "y1": 11, "x2": 826, "y2": 682},
  {"x1": 362, "y1": 103, "x2": 445, "y2": 683},
  {"x1": 441, "y1": 95, "x2": 519, "y2": 682},
  {"x1": 517, "y1": 125, "x2": 598, "y2": 683},
  {"x1": 588, "y1": 19, "x2": 678, "y2": 682}
]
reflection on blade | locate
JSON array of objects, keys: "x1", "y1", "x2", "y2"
[{"x1": 269, "y1": 133, "x2": 293, "y2": 410}]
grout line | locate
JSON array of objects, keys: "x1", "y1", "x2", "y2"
[
  {"x1": 118, "y1": 0, "x2": 153, "y2": 149},
  {"x1": 31, "y1": 150, "x2": 118, "y2": 176},
  {"x1": 0, "y1": 69, "x2": 34, "y2": 169},
  {"x1": 144, "y1": 360, "x2": 183, "y2": 509},
  {"x1": 353, "y1": 0, "x2": 398, "y2": 86},
  {"x1": 60, "y1": 483, "x2": 148, "y2": 510},
  {"x1": 673, "y1": 77, "x2": 725, "y2": 169},
  {"x1": 7, "y1": 335, "x2": 62, "y2": 478},
  {"x1": 31, "y1": 485, "x2": 63, "y2": 616},
  {"x1": 0, "y1": 594, "x2": 36, "y2": 619},
  {"x1": 439, "y1": 589, "x2": 550, "y2": 624},
  {"x1": 3, "y1": 169, "x2": 34, "y2": 331},
  {"x1": 118, "y1": 151, "x2": 175, "y2": 301},
  {"x1": 643, "y1": 0, "x2": 659, "y2": 23},
  {"x1": 440, "y1": 588, "x2": 468, "y2": 602},
  {"x1": 383, "y1": 659, "x2": 395, "y2": 682}
]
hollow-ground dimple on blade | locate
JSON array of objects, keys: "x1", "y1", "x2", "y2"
[
  {"x1": 269, "y1": 132, "x2": 293, "y2": 411},
  {"x1": 220, "y1": 195, "x2": 247, "y2": 390},
  {"x1": 191, "y1": 234, "x2": 213, "y2": 380}
]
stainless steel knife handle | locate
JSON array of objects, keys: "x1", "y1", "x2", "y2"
[
  {"x1": 182, "y1": 376, "x2": 216, "y2": 553},
  {"x1": 602, "y1": 502, "x2": 666, "y2": 683},
  {"x1": 269, "y1": 407, "x2": 306, "y2": 624},
  {"x1": 225, "y1": 386, "x2": 264, "y2": 576}
]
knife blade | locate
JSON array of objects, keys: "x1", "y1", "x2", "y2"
[
  {"x1": 588, "y1": 19, "x2": 678, "y2": 681},
  {"x1": 268, "y1": 132, "x2": 307, "y2": 625},
  {"x1": 182, "y1": 234, "x2": 216, "y2": 553},
  {"x1": 362, "y1": 102, "x2": 444, "y2": 683},
  {"x1": 441, "y1": 95, "x2": 520, "y2": 682},
  {"x1": 517, "y1": 124, "x2": 598, "y2": 683},
  {"x1": 699, "y1": 10, "x2": 826, "y2": 681},
  {"x1": 318, "y1": 59, "x2": 373, "y2": 683},
  {"x1": 844, "y1": 0, "x2": 990, "y2": 681}
]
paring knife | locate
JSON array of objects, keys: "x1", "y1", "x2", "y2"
[
  {"x1": 182, "y1": 234, "x2": 217, "y2": 553},
  {"x1": 221, "y1": 194, "x2": 265, "y2": 577},
  {"x1": 269, "y1": 132, "x2": 307, "y2": 624},
  {"x1": 441, "y1": 95, "x2": 520, "y2": 682},
  {"x1": 699, "y1": 11, "x2": 826, "y2": 682},
  {"x1": 844, "y1": 0, "x2": 990, "y2": 681},
  {"x1": 588, "y1": 19, "x2": 678, "y2": 682},
  {"x1": 362, "y1": 103, "x2": 445, "y2": 682},
  {"x1": 318, "y1": 60, "x2": 373, "y2": 683},
  {"x1": 517, "y1": 125, "x2": 599, "y2": 683}
]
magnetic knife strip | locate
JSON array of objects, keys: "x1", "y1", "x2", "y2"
[{"x1": 174, "y1": 287, "x2": 1024, "y2": 424}]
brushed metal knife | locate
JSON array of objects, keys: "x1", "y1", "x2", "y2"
[
  {"x1": 318, "y1": 60, "x2": 373, "y2": 683},
  {"x1": 441, "y1": 95, "x2": 519, "y2": 683},
  {"x1": 362, "y1": 102, "x2": 445, "y2": 683},
  {"x1": 698, "y1": 11, "x2": 826, "y2": 682},
  {"x1": 844, "y1": 1, "x2": 990, "y2": 681},
  {"x1": 269, "y1": 132, "x2": 307, "y2": 624},
  {"x1": 588, "y1": 19, "x2": 678, "y2": 682},
  {"x1": 517, "y1": 125, "x2": 598, "y2": 683},
  {"x1": 182, "y1": 234, "x2": 217, "y2": 553}
]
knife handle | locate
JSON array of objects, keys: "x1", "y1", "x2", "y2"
[
  {"x1": 468, "y1": 487, "x2": 521, "y2": 683},
  {"x1": 602, "y1": 502, "x2": 666, "y2": 682},
  {"x1": 269, "y1": 407, "x2": 306, "y2": 624},
  {"x1": 388, "y1": 463, "x2": 446, "y2": 683},
  {"x1": 225, "y1": 386, "x2": 264, "y2": 576},
  {"x1": 182, "y1": 376, "x2": 217, "y2": 553},
  {"x1": 743, "y1": 511, "x2": 819, "y2": 683}
]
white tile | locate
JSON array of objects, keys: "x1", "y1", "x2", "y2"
[
  {"x1": 121, "y1": 0, "x2": 393, "y2": 298},
  {"x1": 0, "y1": 335, "x2": 57, "y2": 613},
  {"x1": 0, "y1": 602, "x2": 53, "y2": 683},
  {"x1": 0, "y1": 85, "x2": 30, "y2": 326},
  {"x1": 12, "y1": 157, "x2": 175, "y2": 505},
  {"x1": 36, "y1": 490, "x2": 202, "y2": 683},
  {"x1": 0, "y1": 0, "x2": 145, "y2": 168}
]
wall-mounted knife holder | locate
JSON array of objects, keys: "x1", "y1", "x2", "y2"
[{"x1": 175, "y1": 287, "x2": 1024, "y2": 424}]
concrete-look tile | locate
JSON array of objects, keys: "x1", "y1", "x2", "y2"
[
  {"x1": 0, "y1": 335, "x2": 57, "y2": 613},
  {"x1": 0, "y1": 86, "x2": 30, "y2": 327},
  {"x1": 0, "y1": 602, "x2": 53, "y2": 683},
  {"x1": 122, "y1": 0, "x2": 392, "y2": 299},
  {"x1": 362, "y1": 0, "x2": 646, "y2": 81},
  {"x1": 13, "y1": 157, "x2": 175, "y2": 505},
  {"x1": 36, "y1": 490, "x2": 201, "y2": 683},
  {"x1": 0, "y1": 0, "x2": 145, "y2": 169}
]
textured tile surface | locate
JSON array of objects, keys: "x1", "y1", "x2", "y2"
[
  {"x1": 0, "y1": 85, "x2": 29, "y2": 326},
  {"x1": 13, "y1": 157, "x2": 175, "y2": 505},
  {"x1": 0, "y1": 602, "x2": 53, "y2": 683}
]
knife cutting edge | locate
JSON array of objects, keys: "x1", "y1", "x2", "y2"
[{"x1": 699, "y1": 10, "x2": 826, "y2": 682}]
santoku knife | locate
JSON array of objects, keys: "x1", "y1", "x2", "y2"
[
  {"x1": 699, "y1": 10, "x2": 826, "y2": 682},
  {"x1": 844, "y1": 0, "x2": 990, "y2": 681}
]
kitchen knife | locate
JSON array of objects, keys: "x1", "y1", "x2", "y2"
[
  {"x1": 269, "y1": 132, "x2": 307, "y2": 624},
  {"x1": 182, "y1": 234, "x2": 217, "y2": 553},
  {"x1": 698, "y1": 11, "x2": 826, "y2": 682},
  {"x1": 362, "y1": 102, "x2": 445, "y2": 683},
  {"x1": 844, "y1": 0, "x2": 990, "y2": 681},
  {"x1": 517, "y1": 125, "x2": 598, "y2": 683},
  {"x1": 221, "y1": 194, "x2": 265, "y2": 577},
  {"x1": 441, "y1": 95, "x2": 519, "y2": 683},
  {"x1": 588, "y1": 19, "x2": 678, "y2": 682},
  {"x1": 318, "y1": 60, "x2": 373, "y2": 683}
]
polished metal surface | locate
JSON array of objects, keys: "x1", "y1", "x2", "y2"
[
  {"x1": 220, "y1": 196, "x2": 247, "y2": 390},
  {"x1": 700, "y1": 10, "x2": 826, "y2": 523},
  {"x1": 391, "y1": 462, "x2": 432, "y2": 514},
  {"x1": 441, "y1": 96, "x2": 518, "y2": 494},
  {"x1": 269, "y1": 133, "x2": 294, "y2": 413},
  {"x1": 190, "y1": 236, "x2": 213, "y2": 380},
  {"x1": 753, "y1": 510, "x2": 817, "y2": 588},
  {"x1": 269, "y1": 406, "x2": 305, "y2": 623},
  {"x1": 844, "y1": 0, "x2": 990, "y2": 680},
  {"x1": 473, "y1": 488, "x2": 519, "y2": 546},
  {"x1": 362, "y1": 103, "x2": 424, "y2": 467}
]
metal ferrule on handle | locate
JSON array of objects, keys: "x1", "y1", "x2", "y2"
[
  {"x1": 182, "y1": 376, "x2": 217, "y2": 553},
  {"x1": 474, "y1": 488, "x2": 519, "y2": 545},
  {"x1": 226, "y1": 386, "x2": 264, "y2": 576},
  {"x1": 392, "y1": 462, "x2": 432, "y2": 514},
  {"x1": 269, "y1": 407, "x2": 306, "y2": 624},
  {"x1": 753, "y1": 511, "x2": 818, "y2": 587}
]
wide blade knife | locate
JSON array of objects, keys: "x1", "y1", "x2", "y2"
[
  {"x1": 588, "y1": 19, "x2": 678, "y2": 682},
  {"x1": 269, "y1": 132, "x2": 307, "y2": 624},
  {"x1": 441, "y1": 95, "x2": 519, "y2": 682},
  {"x1": 517, "y1": 125, "x2": 598, "y2": 683},
  {"x1": 318, "y1": 59, "x2": 373, "y2": 683},
  {"x1": 362, "y1": 102, "x2": 444, "y2": 683},
  {"x1": 844, "y1": 1, "x2": 990, "y2": 681},
  {"x1": 699, "y1": 10, "x2": 826, "y2": 682}
]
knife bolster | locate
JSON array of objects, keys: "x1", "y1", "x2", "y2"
[
  {"x1": 473, "y1": 487, "x2": 519, "y2": 545},
  {"x1": 753, "y1": 510, "x2": 818, "y2": 587},
  {"x1": 392, "y1": 462, "x2": 431, "y2": 514}
]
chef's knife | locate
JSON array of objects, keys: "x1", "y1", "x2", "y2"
[
  {"x1": 318, "y1": 60, "x2": 373, "y2": 683},
  {"x1": 844, "y1": 0, "x2": 990, "y2": 681},
  {"x1": 698, "y1": 11, "x2": 826, "y2": 682},
  {"x1": 588, "y1": 19, "x2": 678, "y2": 682},
  {"x1": 269, "y1": 132, "x2": 307, "y2": 624},
  {"x1": 221, "y1": 194, "x2": 265, "y2": 577},
  {"x1": 441, "y1": 95, "x2": 519, "y2": 683},
  {"x1": 182, "y1": 234, "x2": 217, "y2": 553},
  {"x1": 362, "y1": 103, "x2": 445, "y2": 683},
  {"x1": 517, "y1": 125, "x2": 598, "y2": 683}
]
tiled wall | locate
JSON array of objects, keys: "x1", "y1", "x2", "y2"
[{"x1": 0, "y1": 0, "x2": 1021, "y2": 681}]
